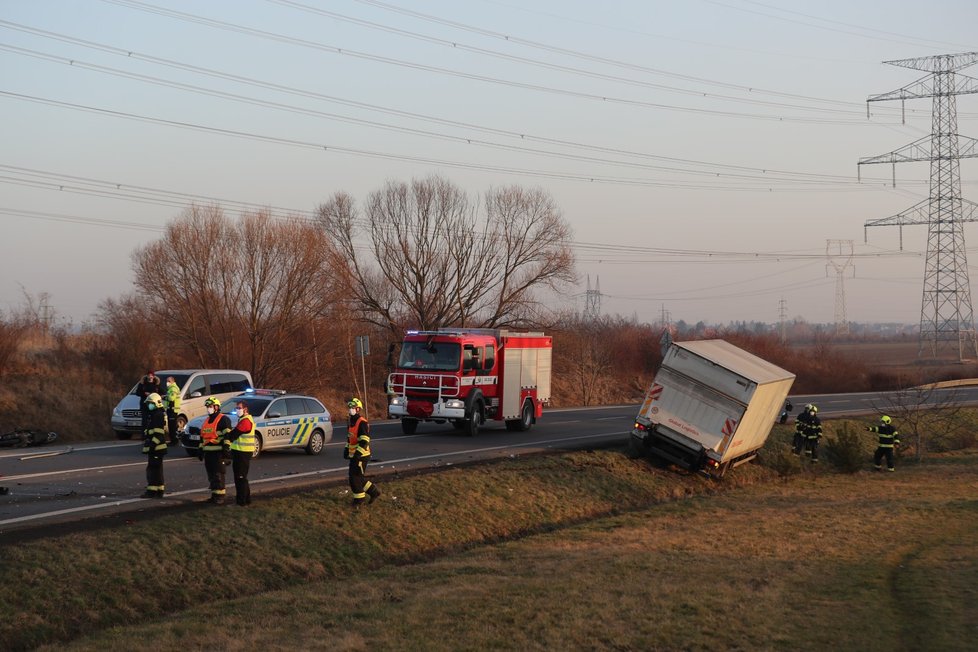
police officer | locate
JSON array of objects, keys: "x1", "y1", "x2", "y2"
[
  {"x1": 793, "y1": 404, "x2": 821, "y2": 458},
  {"x1": 226, "y1": 400, "x2": 255, "y2": 506},
  {"x1": 199, "y1": 397, "x2": 232, "y2": 504},
  {"x1": 141, "y1": 392, "x2": 168, "y2": 498},
  {"x1": 345, "y1": 397, "x2": 380, "y2": 507},
  {"x1": 866, "y1": 415, "x2": 900, "y2": 472},
  {"x1": 164, "y1": 375, "x2": 182, "y2": 445}
]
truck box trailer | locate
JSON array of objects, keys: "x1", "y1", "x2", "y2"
[{"x1": 629, "y1": 339, "x2": 795, "y2": 477}]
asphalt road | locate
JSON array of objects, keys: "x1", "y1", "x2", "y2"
[
  {"x1": 3, "y1": 385, "x2": 977, "y2": 534},
  {"x1": 0, "y1": 404, "x2": 635, "y2": 534}
]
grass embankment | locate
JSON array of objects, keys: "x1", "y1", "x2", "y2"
[{"x1": 5, "y1": 436, "x2": 978, "y2": 650}]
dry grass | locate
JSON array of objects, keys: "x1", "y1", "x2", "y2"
[{"x1": 0, "y1": 437, "x2": 971, "y2": 651}]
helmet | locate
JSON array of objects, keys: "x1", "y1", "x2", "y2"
[
  {"x1": 809, "y1": 405, "x2": 817, "y2": 414},
  {"x1": 881, "y1": 415, "x2": 891, "y2": 424},
  {"x1": 347, "y1": 397, "x2": 363, "y2": 409},
  {"x1": 145, "y1": 392, "x2": 164, "y2": 409},
  {"x1": 204, "y1": 397, "x2": 221, "y2": 409}
]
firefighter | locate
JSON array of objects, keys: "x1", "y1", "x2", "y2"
[
  {"x1": 803, "y1": 405, "x2": 823, "y2": 463},
  {"x1": 345, "y1": 397, "x2": 380, "y2": 507},
  {"x1": 199, "y1": 396, "x2": 232, "y2": 504},
  {"x1": 226, "y1": 400, "x2": 255, "y2": 506},
  {"x1": 141, "y1": 392, "x2": 168, "y2": 498},
  {"x1": 164, "y1": 375, "x2": 182, "y2": 445},
  {"x1": 793, "y1": 403, "x2": 820, "y2": 456},
  {"x1": 866, "y1": 415, "x2": 900, "y2": 472}
]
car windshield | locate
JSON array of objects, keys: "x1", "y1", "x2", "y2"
[
  {"x1": 128, "y1": 373, "x2": 191, "y2": 395},
  {"x1": 399, "y1": 342, "x2": 461, "y2": 371}
]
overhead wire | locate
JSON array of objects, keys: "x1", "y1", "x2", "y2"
[
  {"x1": 94, "y1": 0, "x2": 899, "y2": 126},
  {"x1": 0, "y1": 20, "x2": 946, "y2": 186}
]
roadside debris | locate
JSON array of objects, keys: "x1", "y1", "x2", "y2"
[{"x1": 0, "y1": 429, "x2": 59, "y2": 448}]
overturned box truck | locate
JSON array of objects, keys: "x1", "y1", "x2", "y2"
[{"x1": 629, "y1": 339, "x2": 795, "y2": 478}]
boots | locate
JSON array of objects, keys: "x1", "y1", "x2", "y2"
[{"x1": 367, "y1": 485, "x2": 381, "y2": 504}]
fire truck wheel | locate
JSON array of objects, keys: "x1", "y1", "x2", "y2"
[
  {"x1": 401, "y1": 418, "x2": 419, "y2": 435},
  {"x1": 463, "y1": 404, "x2": 483, "y2": 437}
]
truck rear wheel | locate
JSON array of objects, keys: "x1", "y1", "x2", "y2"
[
  {"x1": 626, "y1": 434, "x2": 646, "y2": 459},
  {"x1": 401, "y1": 418, "x2": 418, "y2": 435},
  {"x1": 506, "y1": 400, "x2": 534, "y2": 432}
]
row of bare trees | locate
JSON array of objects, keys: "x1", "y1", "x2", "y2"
[{"x1": 96, "y1": 175, "x2": 574, "y2": 397}]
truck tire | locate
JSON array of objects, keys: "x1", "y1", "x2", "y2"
[
  {"x1": 401, "y1": 418, "x2": 419, "y2": 435},
  {"x1": 506, "y1": 400, "x2": 534, "y2": 432},
  {"x1": 626, "y1": 434, "x2": 646, "y2": 459},
  {"x1": 463, "y1": 404, "x2": 482, "y2": 437}
]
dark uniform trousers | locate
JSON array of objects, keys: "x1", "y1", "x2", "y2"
[
  {"x1": 232, "y1": 450, "x2": 251, "y2": 506},
  {"x1": 204, "y1": 450, "x2": 227, "y2": 500},
  {"x1": 146, "y1": 454, "x2": 164, "y2": 491}
]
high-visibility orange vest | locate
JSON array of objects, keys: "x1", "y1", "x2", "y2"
[
  {"x1": 201, "y1": 413, "x2": 225, "y2": 446},
  {"x1": 347, "y1": 416, "x2": 370, "y2": 457}
]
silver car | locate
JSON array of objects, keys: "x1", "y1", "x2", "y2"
[{"x1": 180, "y1": 390, "x2": 333, "y2": 458}]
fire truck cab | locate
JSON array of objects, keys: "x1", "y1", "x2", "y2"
[{"x1": 387, "y1": 328, "x2": 552, "y2": 436}]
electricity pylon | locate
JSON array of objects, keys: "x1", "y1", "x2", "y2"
[
  {"x1": 584, "y1": 275, "x2": 601, "y2": 320},
  {"x1": 826, "y1": 240, "x2": 854, "y2": 335},
  {"x1": 859, "y1": 52, "x2": 978, "y2": 361}
]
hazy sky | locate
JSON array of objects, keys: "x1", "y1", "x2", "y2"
[{"x1": 2, "y1": 0, "x2": 977, "y2": 327}]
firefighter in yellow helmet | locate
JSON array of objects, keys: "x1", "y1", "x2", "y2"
[
  {"x1": 345, "y1": 397, "x2": 380, "y2": 507},
  {"x1": 141, "y1": 392, "x2": 168, "y2": 498},
  {"x1": 199, "y1": 396, "x2": 232, "y2": 504},
  {"x1": 793, "y1": 404, "x2": 821, "y2": 461},
  {"x1": 866, "y1": 415, "x2": 900, "y2": 472}
]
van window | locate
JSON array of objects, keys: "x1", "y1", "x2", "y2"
[
  {"x1": 207, "y1": 373, "x2": 251, "y2": 395},
  {"x1": 184, "y1": 375, "x2": 206, "y2": 399}
]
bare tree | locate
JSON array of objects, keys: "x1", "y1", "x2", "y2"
[
  {"x1": 873, "y1": 383, "x2": 969, "y2": 461},
  {"x1": 131, "y1": 205, "x2": 339, "y2": 386},
  {"x1": 317, "y1": 176, "x2": 576, "y2": 336}
]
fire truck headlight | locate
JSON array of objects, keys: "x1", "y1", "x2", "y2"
[
  {"x1": 390, "y1": 397, "x2": 405, "y2": 407},
  {"x1": 445, "y1": 399, "x2": 464, "y2": 409}
]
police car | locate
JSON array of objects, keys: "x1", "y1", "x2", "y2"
[{"x1": 180, "y1": 389, "x2": 333, "y2": 458}]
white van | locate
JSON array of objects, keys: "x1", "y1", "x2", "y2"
[{"x1": 110, "y1": 369, "x2": 254, "y2": 440}]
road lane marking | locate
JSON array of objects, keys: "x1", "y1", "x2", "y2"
[{"x1": 1, "y1": 456, "x2": 195, "y2": 482}]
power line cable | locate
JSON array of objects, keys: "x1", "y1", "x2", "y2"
[{"x1": 94, "y1": 0, "x2": 898, "y2": 126}]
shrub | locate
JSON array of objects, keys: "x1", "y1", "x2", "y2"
[
  {"x1": 758, "y1": 440, "x2": 801, "y2": 479},
  {"x1": 825, "y1": 423, "x2": 869, "y2": 473}
]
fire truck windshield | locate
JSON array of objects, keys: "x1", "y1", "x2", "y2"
[{"x1": 399, "y1": 342, "x2": 461, "y2": 371}]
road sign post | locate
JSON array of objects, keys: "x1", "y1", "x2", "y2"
[{"x1": 355, "y1": 335, "x2": 370, "y2": 419}]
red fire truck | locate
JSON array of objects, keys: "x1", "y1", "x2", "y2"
[{"x1": 387, "y1": 329, "x2": 552, "y2": 436}]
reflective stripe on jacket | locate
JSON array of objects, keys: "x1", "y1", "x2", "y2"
[
  {"x1": 869, "y1": 423, "x2": 900, "y2": 448},
  {"x1": 165, "y1": 383, "x2": 182, "y2": 410},
  {"x1": 229, "y1": 414, "x2": 256, "y2": 452},
  {"x1": 143, "y1": 411, "x2": 168, "y2": 454},
  {"x1": 200, "y1": 413, "x2": 231, "y2": 451},
  {"x1": 347, "y1": 415, "x2": 371, "y2": 457}
]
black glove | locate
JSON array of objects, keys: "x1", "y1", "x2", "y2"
[
  {"x1": 197, "y1": 449, "x2": 204, "y2": 461},
  {"x1": 343, "y1": 448, "x2": 350, "y2": 460}
]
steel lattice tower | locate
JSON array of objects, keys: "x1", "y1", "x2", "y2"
[
  {"x1": 826, "y1": 239, "x2": 854, "y2": 335},
  {"x1": 584, "y1": 275, "x2": 601, "y2": 320},
  {"x1": 859, "y1": 52, "x2": 978, "y2": 361}
]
